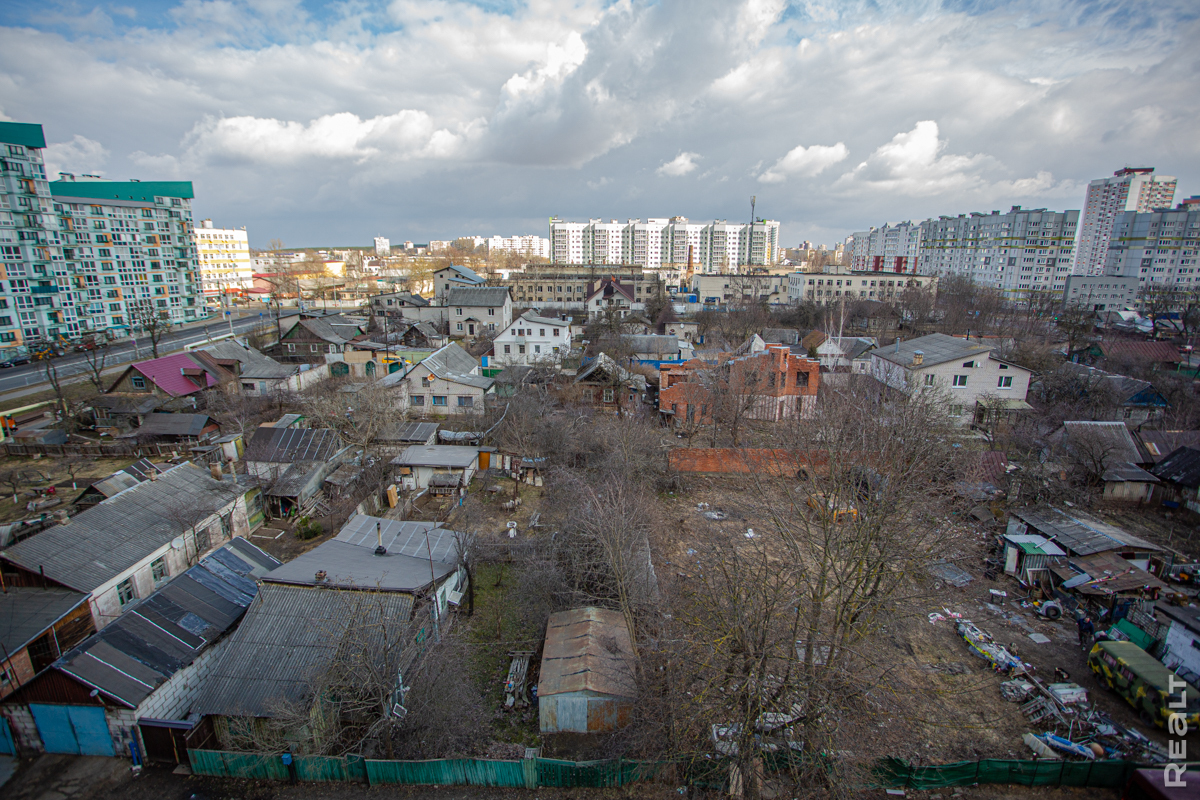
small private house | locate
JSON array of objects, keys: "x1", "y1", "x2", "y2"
[
  {"x1": 197, "y1": 340, "x2": 299, "y2": 396},
  {"x1": 1057, "y1": 420, "x2": 1160, "y2": 502},
  {"x1": 0, "y1": 588, "x2": 95, "y2": 702},
  {"x1": 585, "y1": 277, "x2": 642, "y2": 319},
  {"x1": 813, "y1": 337, "x2": 877, "y2": 376},
  {"x1": 72, "y1": 459, "x2": 164, "y2": 510},
  {"x1": 370, "y1": 291, "x2": 446, "y2": 324},
  {"x1": 105, "y1": 351, "x2": 237, "y2": 404},
  {"x1": 489, "y1": 310, "x2": 573, "y2": 367},
  {"x1": 393, "y1": 342, "x2": 495, "y2": 414},
  {"x1": 391, "y1": 445, "x2": 479, "y2": 493},
  {"x1": 1150, "y1": 446, "x2": 1200, "y2": 514},
  {"x1": 243, "y1": 427, "x2": 348, "y2": 517},
  {"x1": 434, "y1": 263, "x2": 486, "y2": 301},
  {"x1": 573, "y1": 353, "x2": 649, "y2": 412},
  {"x1": 114, "y1": 412, "x2": 220, "y2": 446},
  {"x1": 0, "y1": 539, "x2": 278, "y2": 760},
  {"x1": 90, "y1": 395, "x2": 162, "y2": 433},
  {"x1": 869, "y1": 333, "x2": 1033, "y2": 422},
  {"x1": 1054, "y1": 363, "x2": 1169, "y2": 426},
  {"x1": 1006, "y1": 507, "x2": 1166, "y2": 572},
  {"x1": 447, "y1": 286, "x2": 513, "y2": 337},
  {"x1": 373, "y1": 421, "x2": 439, "y2": 453},
  {"x1": 193, "y1": 516, "x2": 468, "y2": 749},
  {"x1": 268, "y1": 316, "x2": 362, "y2": 364},
  {"x1": 538, "y1": 607, "x2": 636, "y2": 734},
  {"x1": 0, "y1": 462, "x2": 260, "y2": 631},
  {"x1": 1135, "y1": 431, "x2": 1200, "y2": 466},
  {"x1": 659, "y1": 346, "x2": 822, "y2": 424}
]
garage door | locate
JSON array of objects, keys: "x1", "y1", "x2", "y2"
[{"x1": 29, "y1": 704, "x2": 114, "y2": 756}]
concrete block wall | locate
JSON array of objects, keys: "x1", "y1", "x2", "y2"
[
  {"x1": 107, "y1": 707, "x2": 138, "y2": 758},
  {"x1": 2, "y1": 705, "x2": 43, "y2": 755},
  {"x1": 137, "y1": 639, "x2": 227, "y2": 721}
]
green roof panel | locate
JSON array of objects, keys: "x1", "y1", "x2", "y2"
[
  {"x1": 0, "y1": 122, "x2": 47, "y2": 149},
  {"x1": 49, "y1": 180, "x2": 194, "y2": 203}
]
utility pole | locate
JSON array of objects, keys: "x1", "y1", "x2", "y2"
[{"x1": 746, "y1": 196, "x2": 756, "y2": 273}]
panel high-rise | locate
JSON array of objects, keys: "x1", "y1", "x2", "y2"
[
  {"x1": 1074, "y1": 168, "x2": 1177, "y2": 276},
  {"x1": 549, "y1": 216, "x2": 780, "y2": 271}
]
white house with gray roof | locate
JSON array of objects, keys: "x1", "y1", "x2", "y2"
[
  {"x1": 387, "y1": 342, "x2": 495, "y2": 414},
  {"x1": 434, "y1": 264, "x2": 486, "y2": 302},
  {"x1": 869, "y1": 333, "x2": 1032, "y2": 422},
  {"x1": 490, "y1": 310, "x2": 573, "y2": 367},
  {"x1": 446, "y1": 286, "x2": 512, "y2": 337}
]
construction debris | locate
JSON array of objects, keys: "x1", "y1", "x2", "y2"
[{"x1": 956, "y1": 620, "x2": 1028, "y2": 674}]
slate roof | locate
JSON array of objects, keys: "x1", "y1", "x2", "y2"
[
  {"x1": 1057, "y1": 362, "x2": 1163, "y2": 405},
  {"x1": 761, "y1": 328, "x2": 800, "y2": 345},
  {"x1": 1151, "y1": 447, "x2": 1200, "y2": 490},
  {"x1": 336, "y1": 515, "x2": 460, "y2": 562},
  {"x1": 53, "y1": 539, "x2": 279, "y2": 709},
  {"x1": 193, "y1": 582, "x2": 415, "y2": 718},
  {"x1": 1012, "y1": 507, "x2": 1161, "y2": 556},
  {"x1": 419, "y1": 343, "x2": 494, "y2": 390},
  {"x1": 603, "y1": 335, "x2": 680, "y2": 357},
  {"x1": 575, "y1": 352, "x2": 631, "y2": 384},
  {"x1": 244, "y1": 427, "x2": 343, "y2": 464},
  {"x1": 289, "y1": 317, "x2": 349, "y2": 345},
  {"x1": 264, "y1": 462, "x2": 324, "y2": 498},
  {"x1": 442, "y1": 264, "x2": 484, "y2": 284},
  {"x1": 873, "y1": 333, "x2": 997, "y2": 368},
  {"x1": 91, "y1": 395, "x2": 161, "y2": 415},
  {"x1": 392, "y1": 445, "x2": 479, "y2": 469},
  {"x1": 538, "y1": 607, "x2": 636, "y2": 698},
  {"x1": 374, "y1": 421, "x2": 439, "y2": 444},
  {"x1": 510, "y1": 310, "x2": 567, "y2": 328},
  {"x1": 1, "y1": 463, "x2": 242, "y2": 593},
  {"x1": 1097, "y1": 340, "x2": 1182, "y2": 364},
  {"x1": 446, "y1": 286, "x2": 510, "y2": 308},
  {"x1": 825, "y1": 337, "x2": 877, "y2": 360},
  {"x1": 1060, "y1": 421, "x2": 1156, "y2": 483},
  {"x1": 117, "y1": 412, "x2": 212, "y2": 438},
  {"x1": 1136, "y1": 431, "x2": 1200, "y2": 464},
  {"x1": 0, "y1": 587, "x2": 90, "y2": 655},
  {"x1": 199, "y1": 341, "x2": 295, "y2": 380}
]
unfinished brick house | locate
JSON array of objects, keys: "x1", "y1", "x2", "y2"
[{"x1": 659, "y1": 345, "x2": 820, "y2": 425}]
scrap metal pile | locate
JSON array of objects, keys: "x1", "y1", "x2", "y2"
[{"x1": 955, "y1": 620, "x2": 1028, "y2": 675}]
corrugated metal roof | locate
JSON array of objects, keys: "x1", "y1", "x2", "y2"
[
  {"x1": 1003, "y1": 534, "x2": 1066, "y2": 556},
  {"x1": 118, "y1": 412, "x2": 212, "y2": 438},
  {"x1": 419, "y1": 343, "x2": 494, "y2": 390},
  {"x1": 1137, "y1": 431, "x2": 1200, "y2": 463},
  {"x1": 538, "y1": 607, "x2": 635, "y2": 699},
  {"x1": 194, "y1": 583, "x2": 414, "y2": 718},
  {"x1": 1013, "y1": 507, "x2": 1161, "y2": 556},
  {"x1": 374, "y1": 421, "x2": 439, "y2": 444},
  {"x1": 199, "y1": 341, "x2": 295, "y2": 381},
  {"x1": 244, "y1": 427, "x2": 343, "y2": 464},
  {"x1": 264, "y1": 462, "x2": 324, "y2": 498},
  {"x1": 123, "y1": 353, "x2": 226, "y2": 397},
  {"x1": 1, "y1": 463, "x2": 242, "y2": 592},
  {"x1": 392, "y1": 445, "x2": 479, "y2": 469},
  {"x1": 53, "y1": 539, "x2": 277, "y2": 709},
  {"x1": 1098, "y1": 340, "x2": 1182, "y2": 364},
  {"x1": 335, "y1": 515, "x2": 459, "y2": 562},
  {"x1": 1151, "y1": 446, "x2": 1200, "y2": 489},
  {"x1": 0, "y1": 587, "x2": 90, "y2": 654}
]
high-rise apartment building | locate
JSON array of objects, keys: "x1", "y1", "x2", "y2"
[
  {"x1": 1101, "y1": 197, "x2": 1200, "y2": 288},
  {"x1": 917, "y1": 207, "x2": 1078, "y2": 298},
  {"x1": 846, "y1": 222, "x2": 922, "y2": 273},
  {"x1": 52, "y1": 175, "x2": 202, "y2": 334},
  {"x1": 1074, "y1": 168, "x2": 1177, "y2": 276},
  {"x1": 548, "y1": 216, "x2": 780, "y2": 271},
  {"x1": 374, "y1": 236, "x2": 390, "y2": 256},
  {"x1": 194, "y1": 219, "x2": 252, "y2": 300},
  {"x1": 485, "y1": 234, "x2": 550, "y2": 259}
]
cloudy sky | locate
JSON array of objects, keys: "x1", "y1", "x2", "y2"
[{"x1": 1, "y1": 0, "x2": 1197, "y2": 249}]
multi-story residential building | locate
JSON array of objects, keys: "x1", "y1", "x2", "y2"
[
  {"x1": 659, "y1": 345, "x2": 821, "y2": 424},
  {"x1": 506, "y1": 264, "x2": 668, "y2": 309},
  {"x1": 447, "y1": 286, "x2": 512, "y2": 337},
  {"x1": 0, "y1": 122, "x2": 58, "y2": 354},
  {"x1": 52, "y1": 175, "x2": 202, "y2": 334},
  {"x1": 374, "y1": 236, "x2": 390, "y2": 256},
  {"x1": 846, "y1": 222, "x2": 922, "y2": 272},
  {"x1": 194, "y1": 219, "x2": 251, "y2": 300},
  {"x1": 917, "y1": 207, "x2": 1078, "y2": 299},
  {"x1": 485, "y1": 234, "x2": 550, "y2": 259},
  {"x1": 1101, "y1": 197, "x2": 1200, "y2": 289},
  {"x1": 1074, "y1": 168, "x2": 1177, "y2": 276},
  {"x1": 787, "y1": 271, "x2": 938, "y2": 304},
  {"x1": 1061, "y1": 275, "x2": 1139, "y2": 310},
  {"x1": 549, "y1": 217, "x2": 781, "y2": 271},
  {"x1": 693, "y1": 272, "x2": 791, "y2": 305}
]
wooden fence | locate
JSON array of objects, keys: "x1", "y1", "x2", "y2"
[{"x1": 3, "y1": 440, "x2": 215, "y2": 460}]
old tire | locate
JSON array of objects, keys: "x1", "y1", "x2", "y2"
[{"x1": 1042, "y1": 604, "x2": 1062, "y2": 621}]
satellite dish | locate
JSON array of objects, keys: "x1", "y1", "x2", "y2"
[{"x1": 171, "y1": 537, "x2": 185, "y2": 550}]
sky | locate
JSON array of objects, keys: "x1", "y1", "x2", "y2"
[{"x1": 1, "y1": 0, "x2": 1197, "y2": 249}]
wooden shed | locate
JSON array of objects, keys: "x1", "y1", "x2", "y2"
[{"x1": 537, "y1": 607, "x2": 635, "y2": 734}]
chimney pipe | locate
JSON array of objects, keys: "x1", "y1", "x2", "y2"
[
  {"x1": 149, "y1": 471, "x2": 157, "y2": 481},
  {"x1": 912, "y1": 350, "x2": 924, "y2": 367},
  {"x1": 315, "y1": 570, "x2": 327, "y2": 583},
  {"x1": 210, "y1": 463, "x2": 223, "y2": 481},
  {"x1": 374, "y1": 520, "x2": 387, "y2": 555}
]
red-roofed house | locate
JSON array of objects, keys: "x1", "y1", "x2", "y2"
[
  {"x1": 106, "y1": 352, "x2": 236, "y2": 399},
  {"x1": 585, "y1": 277, "x2": 641, "y2": 320},
  {"x1": 1089, "y1": 340, "x2": 1183, "y2": 370}
]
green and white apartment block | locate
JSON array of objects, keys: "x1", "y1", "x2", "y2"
[{"x1": 0, "y1": 121, "x2": 201, "y2": 358}]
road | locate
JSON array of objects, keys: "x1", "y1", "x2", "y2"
[{"x1": 0, "y1": 309, "x2": 299, "y2": 396}]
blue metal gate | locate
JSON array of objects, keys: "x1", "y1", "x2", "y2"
[
  {"x1": 29, "y1": 705, "x2": 114, "y2": 756},
  {"x1": 0, "y1": 715, "x2": 14, "y2": 755}
]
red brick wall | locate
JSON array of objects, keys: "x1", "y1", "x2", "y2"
[{"x1": 669, "y1": 448, "x2": 827, "y2": 475}]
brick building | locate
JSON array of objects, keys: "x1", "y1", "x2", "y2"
[{"x1": 659, "y1": 345, "x2": 820, "y2": 425}]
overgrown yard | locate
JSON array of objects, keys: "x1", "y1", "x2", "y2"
[{"x1": 0, "y1": 452, "x2": 142, "y2": 524}]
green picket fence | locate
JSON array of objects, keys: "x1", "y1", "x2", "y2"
[{"x1": 875, "y1": 757, "x2": 1142, "y2": 790}]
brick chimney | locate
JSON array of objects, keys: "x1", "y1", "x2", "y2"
[{"x1": 911, "y1": 350, "x2": 924, "y2": 367}]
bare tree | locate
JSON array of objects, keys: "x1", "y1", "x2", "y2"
[
  {"x1": 0, "y1": 467, "x2": 24, "y2": 505},
  {"x1": 41, "y1": 355, "x2": 70, "y2": 423},
  {"x1": 129, "y1": 300, "x2": 171, "y2": 358},
  {"x1": 81, "y1": 343, "x2": 109, "y2": 392}
]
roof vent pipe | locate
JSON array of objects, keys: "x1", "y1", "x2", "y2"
[
  {"x1": 912, "y1": 350, "x2": 924, "y2": 367},
  {"x1": 374, "y1": 520, "x2": 387, "y2": 556}
]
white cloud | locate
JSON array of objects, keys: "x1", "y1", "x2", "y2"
[
  {"x1": 759, "y1": 142, "x2": 848, "y2": 182},
  {"x1": 44, "y1": 135, "x2": 110, "y2": 178},
  {"x1": 657, "y1": 152, "x2": 701, "y2": 177}
]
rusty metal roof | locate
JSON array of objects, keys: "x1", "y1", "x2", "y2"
[{"x1": 538, "y1": 607, "x2": 635, "y2": 699}]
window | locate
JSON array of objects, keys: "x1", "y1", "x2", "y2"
[
  {"x1": 997, "y1": 376, "x2": 1013, "y2": 388},
  {"x1": 456, "y1": 322, "x2": 463, "y2": 331},
  {"x1": 962, "y1": 361, "x2": 975, "y2": 368},
  {"x1": 488, "y1": 308, "x2": 494, "y2": 316},
  {"x1": 534, "y1": 345, "x2": 541, "y2": 353},
  {"x1": 310, "y1": 344, "x2": 318, "y2": 352},
  {"x1": 457, "y1": 396, "x2": 474, "y2": 407},
  {"x1": 410, "y1": 395, "x2": 424, "y2": 406},
  {"x1": 421, "y1": 376, "x2": 431, "y2": 387},
  {"x1": 518, "y1": 345, "x2": 526, "y2": 354},
  {"x1": 131, "y1": 375, "x2": 146, "y2": 389},
  {"x1": 117, "y1": 578, "x2": 137, "y2": 608},
  {"x1": 456, "y1": 308, "x2": 463, "y2": 315},
  {"x1": 552, "y1": 328, "x2": 559, "y2": 336},
  {"x1": 603, "y1": 387, "x2": 615, "y2": 403},
  {"x1": 242, "y1": 382, "x2": 257, "y2": 392},
  {"x1": 151, "y1": 557, "x2": 169, "y2": 585},
  {"x1": 952, "y1": 375, "x2": 968, "y2": 387},
  {"x1": 539, "y1": 329, "x2": 545, "y2": 336},
  {"x1": 924, "y1": 374, "x2": 935, "y2": 386},
  {"x1": 432, "y1": 395, "x2": 447, "y2": 406},
  {"x1": 286, "y1": 343, "x2": 295, "y2": 352},
  {"x1": 504, "y1": 344, "x2": 511, "y2": 354},
  {"x1": 949, "y1": 405, "x2": 963, "y2": 416}
]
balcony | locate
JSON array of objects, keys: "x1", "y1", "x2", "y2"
[{"x1": 31, "y1": 285, "x2": 59, "y2": 294}]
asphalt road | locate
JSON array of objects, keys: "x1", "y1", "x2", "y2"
[{"x1": 0, "y1": 309, "x2": 299, "y2": 395}]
